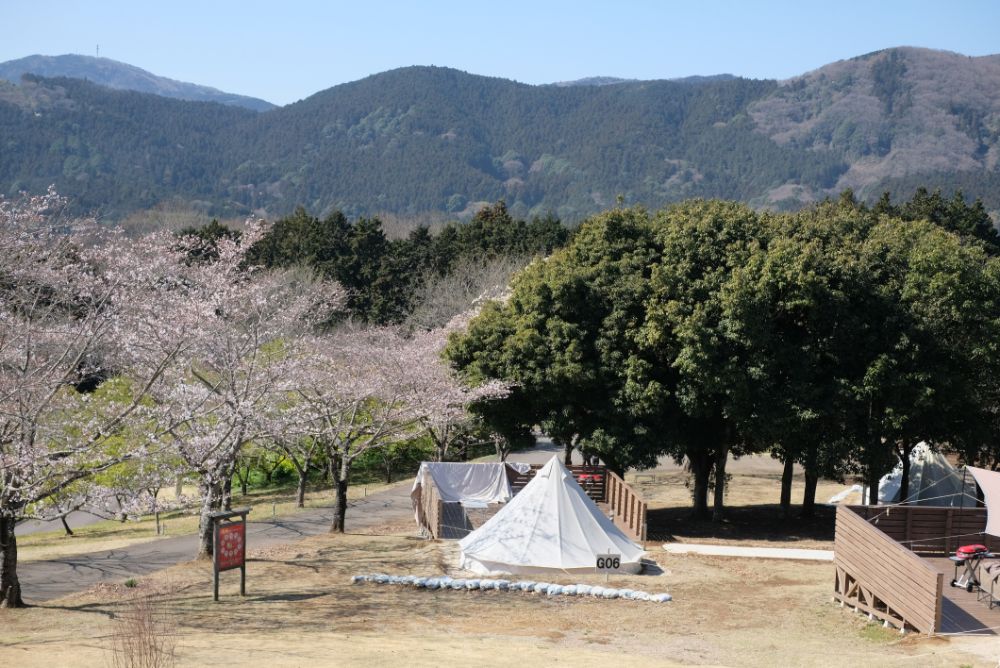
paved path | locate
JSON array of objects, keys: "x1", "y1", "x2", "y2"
[
  {"x1": 662, "y1": 543, "x2": 834, "y2": 561},
  {"x1": 17, "y1": 508, "x2": 110, "y2": 537},
  {"x1": 18, "y1": 482, "x2": 416, "y2": 604}
]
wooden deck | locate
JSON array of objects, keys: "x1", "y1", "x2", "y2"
[{"x1": 928, "y1": 557, "x2": 1000, "y2": 635}]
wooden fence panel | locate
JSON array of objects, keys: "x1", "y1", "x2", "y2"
[
  {"x1": 414, "y1": 475, "x2": 443, "y2": 538},
  {"x1": 606, "y1": 471, "x2": 647, "y2": 543},
  {"x1": 834, "y1": 506, "x2": 942, "y2": 633},
  {"x1": 846, "y1": 505, "x2": 997, "y2": 556}
]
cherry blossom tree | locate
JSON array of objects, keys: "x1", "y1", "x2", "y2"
[
  {"x1": 0, "y1": 189, "x2": 192, "y2": 607},
  {"x1": 287, "y1": 327, "x2": 426, "y2": 532},
  {"x1": 288, "y1": 319, "x2": 507, "y2": 533},
  {"x1": 148, "y1": 234, "x2": 343, "y2": 557},
  {"x1": 404, "y1": 322, "x2": 509, "y2": 462}
]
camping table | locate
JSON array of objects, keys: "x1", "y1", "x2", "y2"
[{"x1": 950, "y1": 551, "x2": 997, "y2": 592}]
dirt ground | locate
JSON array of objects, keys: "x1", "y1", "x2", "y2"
[
  {"x1": 631, "y1": 454, "x2": 848, "y2": 548},
  {"x1": 3, "y1": 461, "x2": 998, "y2": 667}
]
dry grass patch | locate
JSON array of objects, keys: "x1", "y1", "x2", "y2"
[{"x1": 2, "y1": 528, "x2": 995, "y2": 667}]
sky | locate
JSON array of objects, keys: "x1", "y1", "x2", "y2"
[{"x1": 3, "y1": 0, "x2": 999, "y2": 106}]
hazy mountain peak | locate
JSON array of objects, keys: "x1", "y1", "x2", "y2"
[{"x1": 0, "y1": 54, "x2": 275, "y2": 111}]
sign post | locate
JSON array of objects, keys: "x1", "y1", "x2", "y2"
[{"x1": 208, "y1": 507, "x2": 250, "y2": 602}]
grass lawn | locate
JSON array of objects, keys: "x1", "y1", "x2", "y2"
[
  {"x1": 3, "y1": 461, "x2": 998, "y2": 666},
  {"x1": 2, "y1": 530, "x2": 996, "y2": 667}
]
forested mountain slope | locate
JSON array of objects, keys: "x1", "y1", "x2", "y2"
[{"x1": 0, "y1": 47, "x2": 997, "y2": 222}]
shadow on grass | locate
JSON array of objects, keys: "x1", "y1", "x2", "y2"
[
  {"x1": 648, "y1": 503, "x2": 836, "y2": 544},
  {"x1": 249, "y1": 592, "x2": 327, "y2": 603}
]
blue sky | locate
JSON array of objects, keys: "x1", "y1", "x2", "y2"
[{"x1": 3, "y1": 1, "x2": 999, "y2": 105}]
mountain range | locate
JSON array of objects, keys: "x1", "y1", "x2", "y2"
[{"x1": 0, "y1": 48, "x2": 997, "y2": 224}]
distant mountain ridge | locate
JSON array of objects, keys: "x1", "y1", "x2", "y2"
[
  {"x1": 0, "y1": 47, "x2": 997, "y2": 224},
  {"x1": 0, "y1": 54, "x2": 275, "y2": 111}
]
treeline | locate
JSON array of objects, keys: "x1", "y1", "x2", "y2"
[
  {"x1": 186, "y1": 201, "x2": 568, "y2": 323},
  {"x1": 446, "y1": 191, "x2": 1000, "y2": 520}
]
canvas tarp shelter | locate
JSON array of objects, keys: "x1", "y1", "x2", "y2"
[
  {"x1": 876, "y1": 442, "x2": 977, "y2": 507},
  {"x1": 411, "y1": 462, "x2": 512, "y2": 531},
  {"x1": 458, "y1": 457, "x2": 645, "y2": 575}
]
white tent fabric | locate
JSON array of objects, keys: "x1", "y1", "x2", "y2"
[
  {"x1": 411, "y1": 462, "x2": 512, "y2": 529},
  {"x1": 967, "y1": 466, "x2": 1000, "y2": 537},
  {"x1": 877, "y1": 442, "x2": 977, "y2": 507},
  {"x1": 412, "y1": 462, "x2": 512, "y2": 504},
  {"x1": 458, "y1": 457, "x2": 645, "y2": 575}
]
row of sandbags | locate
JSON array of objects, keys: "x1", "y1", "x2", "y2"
[{"x1": 351, "y1": 573, "x2": 672, "y2": 602}]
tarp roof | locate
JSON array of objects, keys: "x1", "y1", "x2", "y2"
[{"x1": 967, "y1": 466, "x2": 1000, "y2": 537}]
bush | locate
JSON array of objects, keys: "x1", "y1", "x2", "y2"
[{"x1": 107, "y1": 591, "x2": 176, "y2": 668}]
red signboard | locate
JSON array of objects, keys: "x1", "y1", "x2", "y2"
[{"x1": 216, "y1": 522, "x2": 245, "y2": 571}]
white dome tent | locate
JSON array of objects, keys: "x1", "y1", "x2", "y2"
[{"x1": 459, "y1": 456, "x2": 645, "y2": 575}]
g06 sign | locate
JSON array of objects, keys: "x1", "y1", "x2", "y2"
[{"x1": 595, "y1": 553, "x2": 621, "y2": 571}]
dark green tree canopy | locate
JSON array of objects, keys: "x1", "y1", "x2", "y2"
[{"x1": 448, "y1": 196, "x2": 1000, "y2": 516}]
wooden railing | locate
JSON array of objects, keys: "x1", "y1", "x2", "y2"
[
  {"x1": 506, "y1": 464, "x2": 608, "y2": 502},
  {"x1": 846, "y1": 505, "x2": 996, "y2": 557},
  {"x1": 834, "y1": 506, "x2": 942, "y2": 634},
  {"x1": 607, "y1": 471, "x2": 647, "y2": 543}
]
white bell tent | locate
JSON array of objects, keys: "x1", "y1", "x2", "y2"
[{"x1": 459, "y1": 457, "x2": 645, "y2": 575}]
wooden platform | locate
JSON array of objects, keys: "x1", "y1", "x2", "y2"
[{"x1": 928, "y1": 558, "x2": 1000, "y2": 635}]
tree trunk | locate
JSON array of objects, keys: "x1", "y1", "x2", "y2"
[
  {"x1": 780, "y1": 457, "x2": 794, "y2": 518},
  {"x1": 688, "y1": 450, "x2": 712, "y2": 520},
  {"x1": 222, "y1": 474, "x2": 233, "y2": 512},
  {"x1": 802, "y1": 472, "x2": 819, "y2": 518},
  {"x1": 296, "y1": 469, "x2": 308, "y2": 509},
  {"x1": 0, "y1": 515, "x2": 25, "y2": 608},
  {"x1": 331, "y1": 460, "x2": 349, "y2": 533},
  {"x1": 61, "y1": 515, "x2": 74, "y2": 536},
  {"x1": 712, "y1": 445, "x2": 729, "y2": 522},
  {"x1": 494, "y1": 438, "x2": 510, "y2": 462},
  {"x1": 197, "y1": 478, "x2": 221, "y2": 558},
  {"x1": 563, "y1": 441, "x2": 573, "y2": 466},
  {"x1": 865, "y1": 435, "x2": 882, "y2": 506},
  {"x1": 898, "y1": 443, "x2": 913, "y2": 504},
  {"x1": 175, "y1": 476, "x2": 184, "y2": 498}
]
